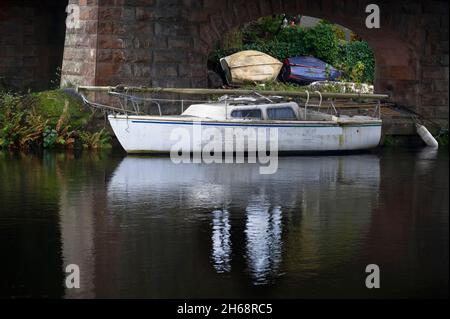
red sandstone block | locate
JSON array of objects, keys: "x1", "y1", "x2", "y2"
[
  {"x1": 97, "y1": 62, "x2": 119, "y2": 78},
  {"x1": 197, "y1": 25, "x2": 215, "y2": 46},
  {"x1": 423, "y1": 2, "x2": 446, "y2": 14},
  {"x1": 129, "y1": 48, "x2": 152, "y2": 63},
  {"x1": 98, "y1": 7, "x2": 122, "y2": 20},
  {"x1": 98, "y1": 35, "x2": 127, "y2": 49},
  {"x1": 1, "y1": 45, "x2": 16, "y2": 57},
  {"x1": 122, "y1": 7, "x2": 135, "y2": 21},
  {"x1": 210, "y1": 15, "x2": 229, "y2": 37},
  {"x1": 112, "y1": 50, "x2": 127, "y2": 63},
  {"x1": 154, "y1": 22, "x2": 190, "y2": 37},
  {"x1": 281, "y1": 0, "x2": 300, "y2": 14},
  {"x1": 153, "y1": 50, "x2": 187, "y2": 63},
  {"x1": 97, "y1": 49, "x2": 113, "y2": 62},
  {"x1": 135, "y1": 7, "x2": 151, "y2": 21},
  {"x1": 151, "y1": 64, "x2": 177, "y2": 77},
  {"x1": 374, "y1": 51, "x2": 410, "y2": 67},
  {"x1": 420, "y1": 55, "x2": 439, "y2": 66},
  {"x1": 131, "y1": 0, "x2": 155, "y2": 5},
  {"x1": 421, "y1": 95, "x2": 448, "y2": 106},
  {"x1": 152, "y1": 77, "x2": 191, "y2": 88},
  {"x1": 187, "y1": 52, "x2": 207, "y2": 64},
  {"x1": 168, "y1": 37, "x2": 193, "y2": 48},
  {"x1": 80, "y1": 63, "x2": 96, "y2": 78},
  {"x1": 417, "y1": 107, "x2": 436, "y2": 119},
  {"x1": 178, "y1": 64, "x2": 205, "y2": 77},
  {"x1": 23, "y1": 57, "x2": 38, "y2": 67},
  {"x1": 389, "y1": 66, "x2": 417, "y2": 80},
  {"x1": 62, "y1": 61, "x2": 82, "y2": 75},
  {"x1": 423, "y1": 66, "x2": 449, "y2": 80},
  {"x1": 421, "y1": 14, "x2": 441, "y2": 29},
  {"x1": 202, "y1": 0, "x2": 219, "y2": 10},
  {"x1": 84, "y1": 21, "x2": 98, "y2": 33},
  {"x1": 146, "y1": 7, "x2": 181, "y2": 19},
  {"x1": 79, "y1": 7, "x2": 98, "y2": 20},
  {"x1": 131, "y1": 36, "x2": 163, "y2": 49},
  {"x1": 191, "y1": 37, "x2": 210, "y2": 55},
  {"x1": 187, "y1": 11, "x2": 210, "y2": 23},
  {"x1": 133, "y1": 22, "x2": 154, "y2": 36},
  {"x1": 182, "y1": 0, "x2": 202, "y2": 9},
  {"x1": 434, "y1": 106, "x2": 450, "y2": 120},
  {"x1": 98, "y1": 21, "x2": 114, "y2": 34},
  {"x1": 244, "y1": 2, "x2": 261, "y2": 18},
  {"x1": 433, "y1": 80, "x2": 449, "y2": 92},
  {"x1": 191, "y1": 76, "x2": 208, "y2": 88}
]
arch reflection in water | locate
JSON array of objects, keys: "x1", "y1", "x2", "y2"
[
  {"x1": 211, "y1": 209, "x2": 232, "y2": 273},
  {"x1": 245, "y1": 197, "x2": 283, "y2": 285}
]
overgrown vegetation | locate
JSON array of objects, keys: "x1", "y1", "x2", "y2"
[
  {"x1": 241, "y1": 80, "x2": 373, "y2": 94},
  {"x1": 211, "y1": 16, "x2": 375, "y2": 84},
  {"x1": 436, "y1": 128, "x2": 449, "y2": 146},
  {"x1": 0, "y1": 90, "x2": 111, "y2": 151},
  {"x1": 79, "y1": 129, "x2": 111, "y2": 150}
]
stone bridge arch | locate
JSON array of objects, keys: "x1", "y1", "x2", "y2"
[
  {"x1": 58, "y1": 0, "x2": 447, "y2": 124},
  {"x1": 0, "y1": 0, "x2": 447, "y2": 124},
  {"x1": 193, "y1": 0, "x2": 420, "y2": 111}
]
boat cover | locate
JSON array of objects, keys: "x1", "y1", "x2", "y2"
[{"x1": 280, "y1": 56, "x2": 341, "y2": 84}]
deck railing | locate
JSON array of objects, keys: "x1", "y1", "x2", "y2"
[{"x1": 77, "y1": 86, "x2": 389, "y2": 119}]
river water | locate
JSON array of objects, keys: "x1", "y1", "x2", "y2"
[{"x1": 0, "y1": 148, "x2": 448, "y2": 298}]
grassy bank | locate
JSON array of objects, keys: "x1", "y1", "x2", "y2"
[{"x1": 0, "y1": 90, "x2": 112, "y2": 151}]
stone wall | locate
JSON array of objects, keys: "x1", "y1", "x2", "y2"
[{"x1": 0, "y1": 0, "x2": 66, "y2": 90}]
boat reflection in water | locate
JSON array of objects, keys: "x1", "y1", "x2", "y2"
[
  {"x1": 107, "y1": 154, "x2": 380, "y2": 288},
  {"x1": 211, "y1": 209, "x2": 232, "y2": 273},
  {"x1": 244, "y1": 198, "x2": 283, "y2": 284},
  {"x1": 2, "y1": 149, "x2": 446, "y2": 298}
]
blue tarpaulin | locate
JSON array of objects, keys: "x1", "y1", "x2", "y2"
[{"x1": 280, "y1": 56, "x2": 341, "y2": 84}]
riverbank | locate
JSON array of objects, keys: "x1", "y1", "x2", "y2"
[{"x1": 0, "y1": 90, "x2": 112, "y2": 151}]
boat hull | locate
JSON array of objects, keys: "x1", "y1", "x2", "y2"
[{"x1": 108, "y1": 116, "x2": 382, "y2": 153}]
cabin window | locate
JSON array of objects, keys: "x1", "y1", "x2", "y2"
[
  {"x1": 266, "y1": 107, "x2": 297, "y2": 120},
  {"x1": 231, "y1": 109, "x2": 262, "y2": 119}
]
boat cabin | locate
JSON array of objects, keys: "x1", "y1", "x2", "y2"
[{"x1": 181, "y1": 98, "x2": 337, "y2": 122}]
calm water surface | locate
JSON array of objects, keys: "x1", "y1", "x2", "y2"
[{"x1": 0, "y1": 148, "x2": 448, "y2": 298}]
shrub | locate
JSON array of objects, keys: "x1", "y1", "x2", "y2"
[
  {"x1": 0, "y1": 90, "x2": 108, "y2": 151},
  {"x1": 336, "y1": 41, "x2": 375, "y2": 83},
  {"x1": 79, "y1": 129, "x2": 111, "y2": 149},
  {"x1": 302, "y1": 21, "x2": 339, "y2": 65},
  {"x1": 0, "y1": 104, "x2": 47, "y2": 150},
  {"x1": 211, "y1": 16, "x2": 376, "y2": 84}
]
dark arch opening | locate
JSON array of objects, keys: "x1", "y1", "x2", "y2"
[
  {"x1": 206, "y1": 15, "x2": 377, "y2": 89},
  {"x1": 0, "y1": 0, "x2": 68, "y2": 91}
]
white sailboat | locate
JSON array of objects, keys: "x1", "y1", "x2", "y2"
[{"x1": 106, "y1": 95, "x2": 382, "y2": 153}]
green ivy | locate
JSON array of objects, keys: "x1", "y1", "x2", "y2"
[
  {"x1": 336, "y1": 41, "x2": 375, "y2": 83},
  {"x1": 302, "y1": 22, "x2": 339, "y2": 65}
]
